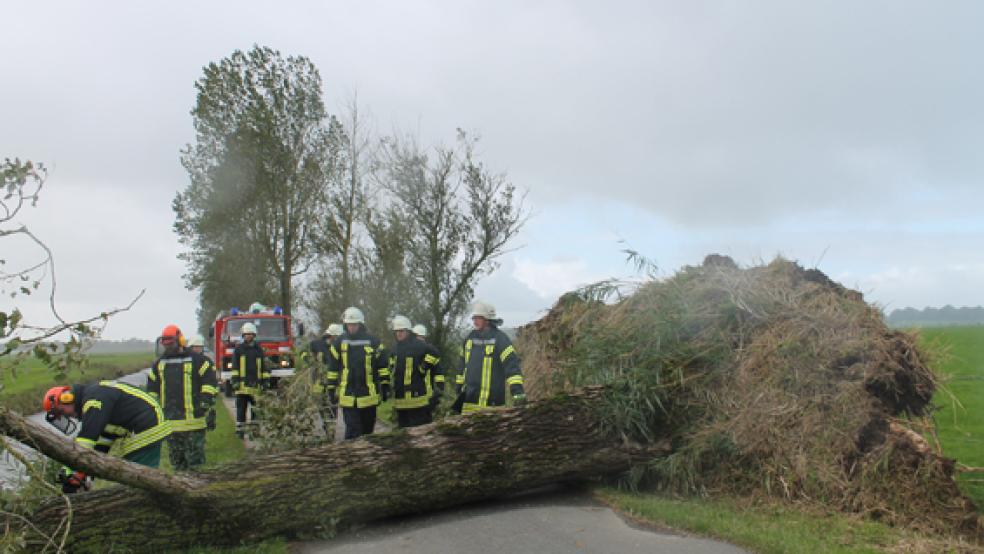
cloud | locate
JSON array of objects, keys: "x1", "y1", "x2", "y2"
[{"x1": 512, "y1": 257, "x2": 606, "y2": 299}]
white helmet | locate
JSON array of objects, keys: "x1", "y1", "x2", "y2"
[
  {"x1": 241, "y1": 322, "x2": 258, "y2": 335},
  {"x1": 249, "y1": 302, "x2": 265, "y2": 314},
  {"x1": 471, "y1": 301, "x2": 496, "y2": 320},
  {"x1": 325, "y1": 323, "x2": 344, "y2": 336},
  {"x1": 342, "y1": 307, "x2": 365, "y2": 324},
  {"x1": 391, "y1": 315, "x2": 412, "y2": 331},
  {"x1": 412, "y1": 324, "x2": 427, "y2": 337},
  {"x1": 187, "y1": 334, "x2": 205, "y2": 347}
]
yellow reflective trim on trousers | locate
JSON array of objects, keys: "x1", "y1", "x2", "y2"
[
  {"x1": 82, "y1": 399, "x2": 102, "y2": 414},
  {"x1": 394, "y1": 395, "x2": 430, "y2": 409},
  {"x1": 184, "y1": 361, "x2": 194, "y2": 421},
  {"x1": 506, "y1": 375, "x2": 524, "y2": 386},
  {"x1": 478, "y1": 346, "x2": 493, "y2": 406},
  {"x1": 499, "y1": 345, "x2": 515, "y2": 363}
]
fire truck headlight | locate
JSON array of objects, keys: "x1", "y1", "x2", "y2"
[
  {"x1": 226, "y1": 363, "x2": 233, "y2": 369},
  {"x1": 280, "y1": 360, "x2": 289, "y2": 367}
]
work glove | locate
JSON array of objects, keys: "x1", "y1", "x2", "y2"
[
  {"x1": 205, "y1": 408, "x2": 217, "y2": 431},
  {"x1": 58, "y1": 468, "x2": 89, "y2": 494},
  {"x1": 512, "y1": 393, "x2": 527, "y2": 407},
  {"x1": 380, "y1": 384, "x2": 391, "y2": 402}
]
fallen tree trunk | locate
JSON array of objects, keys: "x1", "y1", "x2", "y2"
[{"x1": 5, "y1": 387, "x2": 667, "y2": 553}]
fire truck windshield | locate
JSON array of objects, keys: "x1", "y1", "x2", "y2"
[{"x1": 224, "y1": 318, "x2": 288, "y2": 342}]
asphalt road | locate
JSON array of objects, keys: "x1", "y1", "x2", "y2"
[{"x1": 295, "y1": 487, "x2": 747, "y2": 554}]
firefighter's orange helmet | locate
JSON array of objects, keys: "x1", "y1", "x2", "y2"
[
  {"x1": 160, "y1": 324, "x2": 186, "y2": 347},
  {"x1": 43, "y1": 386, "x2": 74, "y2": 413}
]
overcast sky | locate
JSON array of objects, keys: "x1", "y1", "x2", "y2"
[{"x1": 3, "y1": 1, "x2": 982, "y2": 340}]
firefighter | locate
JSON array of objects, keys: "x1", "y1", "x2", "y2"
[
  {"x1": 412, "y1": 324, "x2": 428, "y2": 342},
  {"x1": 389, "y1": 316, "x2": 443, "y2": 428},
  {"x1": 326, "y1": 307, "x2": 390, "y2": 440},
  {"x1": 43, "y1": 381, "x2": 171, "y2": 492},
  {"x1": 232, "y1": 322, "x2": 269, "y2": 438},
  {"x1": 308, "y1": 323, "x2": 343, "y2": 433},
  {"x1": 146, "y1": 325, "x2": 218, "y2": 471},
  {"x1": 454, "y1": 301, "x2": 526, "y2": 414}
]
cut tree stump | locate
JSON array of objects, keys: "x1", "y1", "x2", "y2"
[{"x1": 1, "y1": 387, "x2": 666, "y2": 553}]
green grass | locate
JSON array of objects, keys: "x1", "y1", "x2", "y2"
[
  {"x1": 0, "y1": 352, "x2": 153, "y2": 413},
  {"x1": 597, "y1": 489, "x2": 955, "y2": 553},
  {"x1": 920, "y1": 326, "x2": 984, "y2": 509}
]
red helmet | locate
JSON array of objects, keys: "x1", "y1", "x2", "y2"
[
  {"x1": 160, "y1": 324, "x2": 185, "y2": 347},
  {"x1": 43, "y1": 386, "x2": 74, "y2": 413}
]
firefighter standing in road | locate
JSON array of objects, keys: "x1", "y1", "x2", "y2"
[
  {"x1": 43, "y1": 380, "x2": 171, "y2": 492},
  {"x1": 389, "y1": 316, "x2": 444, "y2": 428},
  {"x1": 232, "y1": 322, "x2": 269, "y2": 438},
  {"x1": 146, "y1": 326, "x2": 218, "y2": 470},
  {"x1": 326, "y1": 307, "x2": 390, "y2": 439},
  {"x1": 454, "y1": 301, "x2": 526, "y2": 414}
]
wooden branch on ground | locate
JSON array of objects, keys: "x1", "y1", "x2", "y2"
[{"x1": 6, "y1": 387, "x2": 668, "y2": 553}]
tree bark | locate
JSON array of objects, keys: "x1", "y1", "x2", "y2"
[{"x1": 6, "y1": 387, "x2": 666, "y2": 553}]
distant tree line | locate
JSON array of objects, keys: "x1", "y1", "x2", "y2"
[
  {"x1": 885, "y1": 306, "x2": 984, "y2": 328},
  {"x1": 173, "y1": 45, "x2": 527, "y2": 355}
]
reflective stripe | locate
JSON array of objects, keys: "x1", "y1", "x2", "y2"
[
  {"x1": 339, "y1": 342, "x2": 350, "y2": 405},
  {"x1": 147, "y1": 371, "x2": 156, "y2": 382},
  {"x1": 159, "y1": 361, "x2": 167, "y2": 411},
  {"x1": 463, "y1": 340, "x2": 472, "y2": 365},
  {"x1": 326, "y1": 371, "x2": 339, "y2": 380},
  {"x1": 183, "y1": 361, "x2": 194, "y2": 421},
  {"x1": 424, "y1": 354, "x2": 439, "y2": 366},
  {"x1": 455, "y1": 374, "x2": 464, "y2": 385},
  {"x1": 364, "y1": 345, "x2": 377, "y2": 402},
  {"x1": 104, "y1": 424, "x2": 128, "y2": 437},
  {"x1": 198, "y1": 359, "x2": 212, "y2": 376},
  {"x1": 116, "y1": 421, "x2": 171, "y2": 455},
  {"x1": 170, "y1": 418, "x2": 206, "y2": 432},
  {"x1": 500, "y1": 345, "x2": 515, "y2": 363},
  {"x1": 82, "y1": 399, "x2": 102, "y2": 414},
  {"x1": 434, "y1": 375, "x2": 446, "y2": 383},
  {"x1": 201, "y1": 384, "x2": 219, "y2": 395},
  {"x1": 403, "y1": 357, "x2": 413, "y2": 390},
  {"x1": 75, "y1": 437, "x2": 97, "y2": 448},
  {"x1": 506, "y1": 375, "x2": 524, "y2": 386},
  {"x1": 478, "y1": 345, "x2": 493, "y2": 407}
]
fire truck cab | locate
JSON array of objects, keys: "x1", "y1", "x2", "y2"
[{"x1": 210, "y1": 303, "x2": 301, "y2": 396}]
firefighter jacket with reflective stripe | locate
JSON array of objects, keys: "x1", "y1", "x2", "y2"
[
  {"x1": 72, "y1": 381, "x2": 171, "y2": 456},
  {"x1": 456, "y1": 326, "x2": 524, "y2": 413},
  {"x1": 326, "y1": 326, "x2": 389, "y2": 408},
  {"x1": 233, "y1": 340, "x2": 269, "y2": 395},
  {"x1": 146, "y1": 351, "x2": 218, "y2": 432},
  {"x1": 389, "y1": 336, "x2": 443, "y2": 410}
]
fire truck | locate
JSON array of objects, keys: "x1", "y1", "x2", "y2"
[{"x1": 209, "y1": 303, "x2": 303, "y2": 396}]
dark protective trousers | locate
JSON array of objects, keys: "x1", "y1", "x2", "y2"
[
  {"x1": 396, "y1": 406, "x2": 433, "y2": 429},
  {"x1": 167, "y1": 429, "x2": 206, "y2": 471},
  {"x1": 342, "y1": 406, "x2": 376, "y2": 440},
  {"x1": 235, "y1": 394, "x2": 257, "y2": 424}
]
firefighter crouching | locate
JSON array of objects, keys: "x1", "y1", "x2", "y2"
[
  {"x1": 43, "y1": 381, "x2": 171, "y2": 493},
  {"x1": 389, "y1": 316, "x2": 444, "y2": 428},
  {"x1": 232, "y1": 322, "x2": 270, "y2": 438},
  {"x1": 326, "y1": 307, "x2": 390, "y2": 440},
  {"x1": 454, "y1": 301, "x2": 526, "y2": 414},
  {"x1": 146, "y1": 326, "x2": 218, "y2": 471}
]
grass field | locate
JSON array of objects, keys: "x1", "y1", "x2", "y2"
[
  {"x1": 920, "y1": 326, "x2": 984, "y2": 508},
  {"x1": 0, "y1": 352, "x2": 154, "y2": 413}
]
